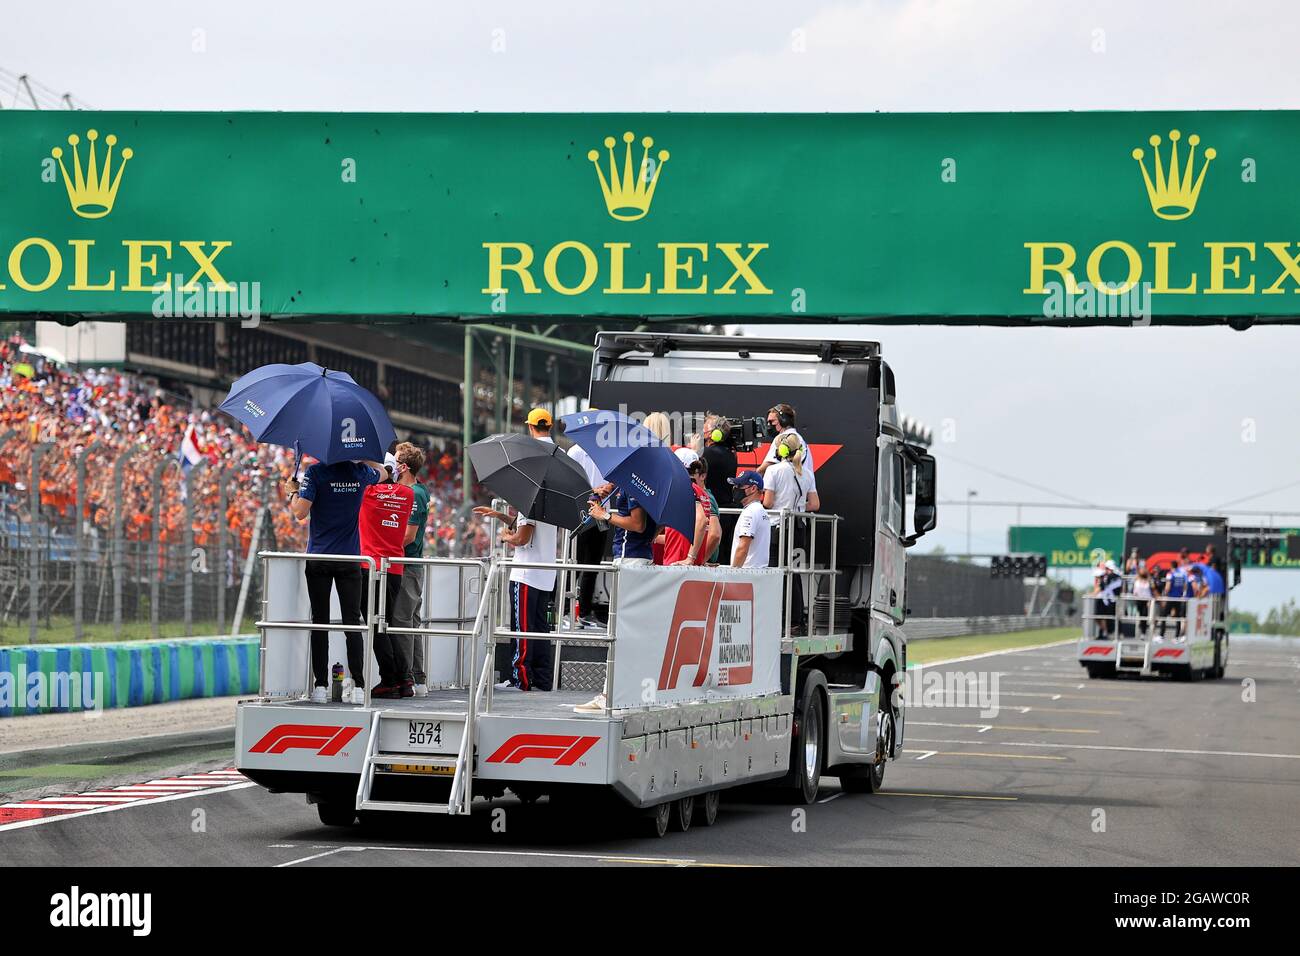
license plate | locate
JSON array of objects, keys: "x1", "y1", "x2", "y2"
[
  {"x1": 388, "y1": 763, "x2": 454, "y2": 775},
  {"x1": 378, "y1": 718, "x2": 463, "y2": 754}
]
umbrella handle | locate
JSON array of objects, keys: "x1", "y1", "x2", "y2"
[{"x1": 287, "y1": 439, "x2": 302, "y2": 505}]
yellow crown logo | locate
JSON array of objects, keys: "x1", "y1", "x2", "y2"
[
  {"x1": 1072, "y1": 528, "x2": 1093, "y2": 549},
  {"x1": 587, "y1": 131, "x2": 669, "y2": 221},
  {"x1": 51, "y1": 129, "x2": 133, "y2": 219},
  {"x1": 1132, "y1": 129, "x2": 1215, "y2": 221}
]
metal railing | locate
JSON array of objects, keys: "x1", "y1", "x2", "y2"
[{"x1": 1081, "y1": 590, "x2": 1222, "y2": 640}]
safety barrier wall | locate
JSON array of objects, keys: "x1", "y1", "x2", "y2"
[{"x1": 0, "y1": 635, "x2": 258, "y2": 717}]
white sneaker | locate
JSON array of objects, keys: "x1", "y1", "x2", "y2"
[
  {"x1": 494, "y1": 680, "x2": 522, "y2": 693},
  {"x1": 413, "y1": 683, "x2": 429, "y2": 698},
  {"x1": 310, "y1": 686, "x2": 328, "y2": 704},
  {"x1": 350, "y1": 688, "x2": 366, "y2": 705},
  {"x1": 574, "y1": 692, "x2": 606, "y2": 714}
]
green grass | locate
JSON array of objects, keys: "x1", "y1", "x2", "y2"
[
  {"x1": 0, "y1": 619, "x2": 237, "y2": 646},
  {"x1": 907, "y1": 626, "x2": 1077, "y2": 667}
]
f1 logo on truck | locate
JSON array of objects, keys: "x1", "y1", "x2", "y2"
[
  {"x1": 487, "y1": 734, "x2": 599, "y2": 766},
  {"x1": 249, "y1": 724, "x2": 362, "y2": 757},
  {"x1": 659, "y1": 581, "x2": 754, "y2": 690}
]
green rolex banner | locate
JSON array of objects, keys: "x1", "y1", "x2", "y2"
[
  {"x1": 2, "y1": 110, "x2": 1300, "y2": 323},
  {"x1": 1008, "y1": 526, "x2": 1125, "y2": 568}
]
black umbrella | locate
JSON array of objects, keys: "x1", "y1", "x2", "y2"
[{"x1": 467, "y1": 433, "x2": 595, "y2": 531}]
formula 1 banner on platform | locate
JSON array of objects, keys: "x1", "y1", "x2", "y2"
[
  {"x1": 4, "y1": 111, "x2": 1300, "y2": 324},
  {"x1": 610, "y1": 565, "x2": 783, "y2": 710}
]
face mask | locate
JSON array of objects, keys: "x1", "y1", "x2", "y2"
[{"x1": 732, "y1": 488, "x2": 749, "y2": 505}]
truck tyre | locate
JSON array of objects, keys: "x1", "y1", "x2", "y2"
[
  {"x1": 1084, "y1": 664, "x2": 1108, "y2": 679},
  {"x1": 841, "y1": 682, "x2": 892, "y2": 794},
  {"x1": 699, "y1": 789, "x2": 721, "y2": 827},
  {"x1": 316, "y1": 800, "x2": 357, "y2": 828},
  {"x1": 1212, "y1": 634, "x2": 1228, "y2": 679},
  {"x1": 787, "y1": 684, "x2": 824, "y2": 804},
  {"x1": 646, "y1": 801, "x2": 672, "y2": 838},
  {"x1": 672, "y1": 795, "x2": 695, "y2": 833}
]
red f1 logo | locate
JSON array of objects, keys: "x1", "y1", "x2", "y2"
[
  {"x1": 486, "y1": 734, "x2": 599, "y2": 766},
  {"x1": 659, "y1": 580, "x2": 754, "y2": 690},
  {"x1": 249, "y1": 724, "x2": 362, "y2": 757},
  {"x1": 1082, "y1": 646, "x2": 1114, "y2": 656},
  {"x1": 1153, "y1": 647, "x2": 1185, "y2": 659}
]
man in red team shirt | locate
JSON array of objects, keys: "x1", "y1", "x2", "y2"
[
  {"x1": 358, "y1": 473, "x2": 415, "y2": 699},
  {"x1": 662, "y1": 448, "x2": 718, "y2": 566}
]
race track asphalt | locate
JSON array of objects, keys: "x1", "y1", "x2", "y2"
[{"x1": 2, "y1": 636, "x2": 1297, "y2": 867}]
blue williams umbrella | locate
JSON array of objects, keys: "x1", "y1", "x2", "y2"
[
  {"x1": 219, "y1": 362, "x2": 396, "y2": 468},
  {"x1": 558, "y1": 410, "x2": 696, "y2": 539}
]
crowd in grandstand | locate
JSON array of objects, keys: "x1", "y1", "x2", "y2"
[{"x1": 0, "y1": 331, "x2": 488, "y2": 565}]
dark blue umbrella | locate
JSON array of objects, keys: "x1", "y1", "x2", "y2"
[
  {"x1": 219, "y1": 362, "x2": 396, "y2": 467},
  {"x1": 558, "y1": 410, "x2": 696, "y2": 539}
]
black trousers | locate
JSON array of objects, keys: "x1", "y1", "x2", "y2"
[
  {"x1": 372, "y1": 571, "x2": 406, "y2": 686},
  {"x1": 306, "y1": 560, "x2": 366, "y2": 688},
  {"x1": 574, "y1": 525, "x2": 611, "y2": 619},
  {"x1": 509, "y1": 580, "x2": 554, "y2": 691}
]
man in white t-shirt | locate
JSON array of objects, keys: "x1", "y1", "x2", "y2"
[
  {"x1": 728, "y1": 470, "x2": 770, "y2": 568},
  {"x1": 474, "y1": 408, "x2": 559, "y2": 691}
]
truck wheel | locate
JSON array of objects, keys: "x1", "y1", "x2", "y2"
[
  {"x1": 788, "y1": 685, "x2": 824, "y2": 804},
  {"x1": 646, "y1": 801, "x2": 672, "y2": 838},
  {"x1": 316, "y1": 800, "x2": 357, "y2": 828},
  {"x1": 699, "y1": 789, "x2": 721, "y2": 827},
  {"x1": 1084, "y1": 664, "x2": 1108, "y2": 679},
  {"x1": 672, "y1": 795, "x2": 695, "y2": 833},
  {"x1": 841, "y1": 683, "x2": 892, "y2": 794}
]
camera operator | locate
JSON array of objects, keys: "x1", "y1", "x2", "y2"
[{"x1": 701, "y1": 412, "x2": 739, "y2": 556}]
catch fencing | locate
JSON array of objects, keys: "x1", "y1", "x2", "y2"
[{"x1": 0, "y1": 441, "x2": 486, "y2": 644}]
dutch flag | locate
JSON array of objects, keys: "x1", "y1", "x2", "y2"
[{"x1": 179, "y1": 423, "x2": 205, "y2": 498}]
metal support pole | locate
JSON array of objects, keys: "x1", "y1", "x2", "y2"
[
  {"x1": 505, "y1": 328, "x2": 517, "y2": 427},
  {"x1": 492, "y1": 335, "x2": 504, "y2": 433},
  {"x1": 73, "y1": 440, "x2": 98, "y2": 642},
  {"x1": 182, "y1": 460, "x2": 207, "y2": 637},
  {"x1": 28, "y1": 442, "x2": 52, "y2": 644},
  {"x1": 547, "y1": 354, "x2": 559, "y2": 416},
  {"x1": 150, "y1": 459, "x2": 175, "y2": 640},
  {"x1": 462, "y1": 325, "x2": 473, "y2": 519},
  {"x1": 216, "y1": 467, "x2": 233, "y2": 635},
  {"x1": 111, "y1": 446, "x2": 138, "y2": 639}
]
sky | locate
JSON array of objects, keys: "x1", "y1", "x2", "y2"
[{"x1": 2, "y1": 0, "x2": 1298, "y2": 612}]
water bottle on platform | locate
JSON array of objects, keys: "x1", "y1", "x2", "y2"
[{"x1": 330, "y1": 663, "x2": 344, "y2": 702}]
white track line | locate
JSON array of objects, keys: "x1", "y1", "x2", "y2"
[
  {"x1": 275, "y1": 844, "x2": 703, "y2": 867},
  {"x1": 0, "y1": 781, "x2": 257, "y2": 833},
  {"x1": 909, "y1": 638, "x2": 1076, "y2": 669},
  {"x1": 906, "y1": 736, "x2": 1300, "y2": 761}
]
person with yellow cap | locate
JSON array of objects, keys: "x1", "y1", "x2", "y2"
[{"x1": 474, "y1": 407, "x2": 558, "y2": 691}]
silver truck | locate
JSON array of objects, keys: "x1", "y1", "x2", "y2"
[{"x1": 234, "y1": 333, "x2": 937, "y2": 836}]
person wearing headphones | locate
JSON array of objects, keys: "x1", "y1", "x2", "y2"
[
  {"x1": 701, "y1": 412, "x2": 739, "y2": 556},
  {"x1": 758, "y1": 404, "x2": 816, "y2": 494},
  {"x1": 762, "y1": 431, "x2": 819, "y2": 635}
]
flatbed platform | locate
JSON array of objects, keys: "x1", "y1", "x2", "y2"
[{"x1": 270, "y1": 688, "x2": 603, "y2": 720}]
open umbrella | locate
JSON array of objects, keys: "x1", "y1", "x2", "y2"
[
  {"x1": 218, "y1": 362, "x2": 395, "y2": 468},
  {"x1": 468, "y1": 433, "x2": 594, "y2": 531},
  {"x1": 558, "y1": 410, "x2": 696, "y2": 539}
]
